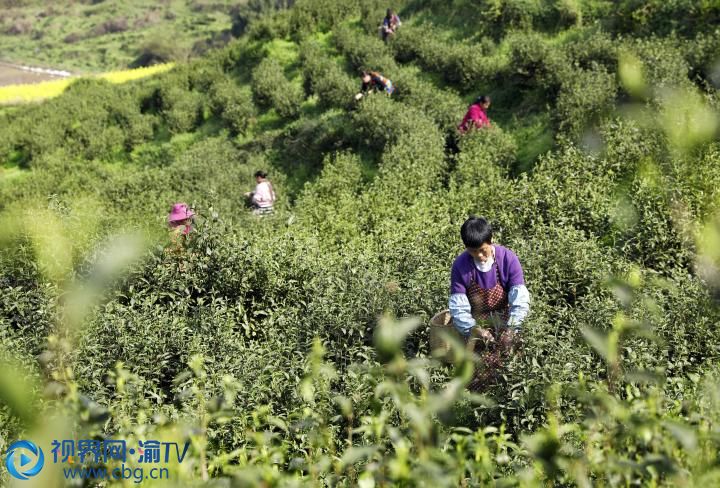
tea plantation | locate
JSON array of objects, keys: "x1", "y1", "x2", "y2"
[
  {"x1": 1, "y1": 0, "x2": 720, "y2": 486},
  {"x1": 0, "y1": 0, "x2": 238, "y2": 71}
]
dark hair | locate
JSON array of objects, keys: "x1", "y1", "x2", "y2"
[
  {"x1": 460, "y1": 216, "x2": 493, "y2": 248},
  {"x1": 361, "y1": 70, "x2": 369, "y2": 77},
  {"x1": 254, "y1": 170, "x2": 268, "y2": 178},
  {"x1": 386, "y1": 8, "x2": 394, "y2": 17},
  {"x1": 475, "y1": 95, "x2": 491, "y2": 105}
]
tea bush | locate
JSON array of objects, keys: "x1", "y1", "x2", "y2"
[
  {"x1": 299, "y1": 40, "x2": 357, "y2": 109},
  {"x1": 415, "y1": 0, "x2": 549, "y2": 38},
  {"x1": 555, "y1": 63, "x2": 617, "y2": 138},
  {"x1": 391, "y1": 25, "x2": 500, "y2": 89},
  {"x1": 293, "y1": 151, "x2": 368, "y2": 243},
  {"x1": 391, "y1": 66, "x2": 466, "y2": 132},
  {"x1": 629, "y1": 37, "x2": 694, "y2": 95},
  {"x1": 230, "y1": 0, "x2": 294, "y2": 38},
  {"x1": 0, "y1": 78, "x2": 154, "y2": 164},
  {"x1": 160, "y1": 86, "x2": 206, "y2": 134},
  {"x1": 493, "y1": 0, "x2": 544, "y2": 31},
  {"x1": 2, "y1": 0, "x2": 720, "y2": 486},
  {"x1": 251, "y1": 10, "x2": 296, "y2": 42},
  {"x1": 0, "y1": 251, "x2": 56, "y2": 360},
  {"x1": 505, "y1": 30, "x2": 569, "y2": 92},
  {"x1": 562, "y1": 27, "x2": 617, "y2": 71},
  {"x1": 453, "y1": 127, "x2": 518, "y2": 186},
  {"x1": 289, "y1": 0, "x2": 359, "y2": 35},
  {"x1": 208, "y1": 80, "x2": 256, "y2": 135},
  {"x1": 333, "y1": 24, "x2": 397, "y2": 72},
  {"x1": 602, "y1": 0, "x2": 720, "y2": 37},
  {"x1": 686, "y1": 31, "x2": 720, "y2": 88},
  {"x1": 251, "y1": 57, "x2": 305, "y2": 118},
  {"x1": 270, "y1": 110, "x2": 355, "y2": 193}
]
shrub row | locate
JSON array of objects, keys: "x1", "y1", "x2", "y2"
[
  {"x1": 555, "y1": 63, "x2": 617, "y2": 138},
  {"x1": 332, "y1": 24, "x2": 397, "y2": 72},
  {"x1": 251, "y1": 57, "x2": 305, "y2": 118},
  {"x1": 391, "y1": 24, "x2": 499, "y2": 89},
  {"x1": 289, "y1": 0, "x2": 360, "y2": 36},
  {"x1": 0, "y1": 59, "x2": 261, "y2": 166},
  {"x1": 299, "y1": 39, "x2": 357, "y2": 110},
  {"x1": 391, "y1": 66, "x2": 467, "y2": 133},
  {"x1": 209, "y1": 80, "x2": 256, "y2": 135},
  {"x1": 0, "y1": 79, "x2": 154, "y2": 164}
]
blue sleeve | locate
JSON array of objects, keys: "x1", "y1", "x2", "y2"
[
  {"x1": 507, "y1": 285, "x2": 530, "y2": 332},
  {"x1": 449, "y1": 293, "x2": 475, "y2": 337}
]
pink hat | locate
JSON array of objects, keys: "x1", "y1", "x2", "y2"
[{"x1": 168, "y1": 203, "x2": 195, "y2": 223}]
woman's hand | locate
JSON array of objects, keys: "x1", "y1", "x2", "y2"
[
  {"x1": 499, "y1": 329, "x2": 517, "y2": 352},
  {"x1": 478, "y1": 328, "x2": 495, "y2": 343}
]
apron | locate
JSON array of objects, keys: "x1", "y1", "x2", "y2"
[
  {"x1": 467, "y1": 260, "x2": 509, "y2": 331},
  {"x1": 465, "y1": 259, "x2": 515, "y2": 390}
]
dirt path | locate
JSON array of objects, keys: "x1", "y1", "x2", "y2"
[{"x1": 0, "y1": 61, "x2": 72, "y2": 87}]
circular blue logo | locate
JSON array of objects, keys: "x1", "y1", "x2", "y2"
[{"x1": 5, "y1": 440, "x2": 44, "y2": 480}]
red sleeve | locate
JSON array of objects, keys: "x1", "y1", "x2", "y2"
[
  {"x1": 469, "y1": 105, "x2": 482, "y2": 127},
  {"x1": 458, "y1": 109, "x2": 471, "y2": 131},
  {"x1": 478, "y1": 109, "x2": 490, "y2": 127}
]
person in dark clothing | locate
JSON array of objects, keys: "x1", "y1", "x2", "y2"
[
  {"x1": 355, "y1": 71, "x2": 395, "y2": 100},
  {"x1": 380, "y1": 9, "x2": 402, "y2": 42}
]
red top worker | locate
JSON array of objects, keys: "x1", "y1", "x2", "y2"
[{"x1": 458, "y1": 95, "x2": 492, "y2": 133}]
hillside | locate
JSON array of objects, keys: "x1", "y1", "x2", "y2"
[
  {"x1": 0, "y1": 0, "x2": 240, "y2": 71},
  {"x1": 2, "y1": 0, "x2": 720, "y2": 486}
]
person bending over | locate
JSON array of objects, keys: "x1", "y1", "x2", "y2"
[
  {"x1": 356, "y1": 70, "x2": 395, "y2": 100},
  {"x1": 449, "y1": 216, "x2": 530, "y2": 385},
  {"x1": 458, "y1": 95, "x2": 492, "y2": 133}
]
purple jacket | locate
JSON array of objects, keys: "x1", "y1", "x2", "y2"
[{"x1": 450, "y1": 245, "x2": 525, "y2": 294}]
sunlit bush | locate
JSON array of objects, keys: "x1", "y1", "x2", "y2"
[
  {"x1": 2, "y1": 1, "x2": 720, "y2": 486},
  {"x1": 299, "y1": 39, "x2": 357, "y2": 109},
  {"x1": 555, "y1": 64, "x2": 617, "y2": 138},
  {"x1": 251, "y1": 57, "x2": 304, "y2": 118},
  {"x1": 209, "y1": 80, "x2": 256, "y2": 135}
]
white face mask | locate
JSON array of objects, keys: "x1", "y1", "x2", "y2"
[
  {"x1": 473, "y1": 245, "x2": 495, "y2": 272},
  {"x1": 475, "y1": 256, "x2": 494, "y2": 272}
]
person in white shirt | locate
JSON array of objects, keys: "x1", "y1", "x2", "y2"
[{"x1": 244, "y1": 170, "x2": 276, "y2": 215}]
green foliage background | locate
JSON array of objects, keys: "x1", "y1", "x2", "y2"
[
  {"x1": 0, "y1": 0, "x2": 240, "y2": 71},
  {"x1": 2, "y1": 0, "x2": 720, "y2": 486}
]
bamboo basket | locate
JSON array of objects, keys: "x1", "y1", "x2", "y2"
[{"x1": 429, "y1": 309, "x2": 462, "y2": 362}]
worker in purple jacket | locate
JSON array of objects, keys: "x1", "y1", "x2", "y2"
[{"x1": 449, "y1": 216, "x2": 530, "y2": 357}]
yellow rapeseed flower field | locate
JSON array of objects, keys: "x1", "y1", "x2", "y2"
[{"x1": 0, "y1": 63, "x2": 174, "y2": 105}]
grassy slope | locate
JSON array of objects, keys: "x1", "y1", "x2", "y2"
[
  {"x1": 0, "y1": 0, "x2": 236, "y2": 72},
  {"x1": 1, "y1": 2, "x2": 720, "y2": 484}
]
